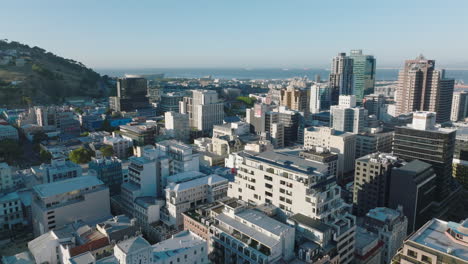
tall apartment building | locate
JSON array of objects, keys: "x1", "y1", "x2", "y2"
[
  {"x1": 280, "y1": 86, "x2": 309, "y2": 114},
  {"x1": 159, "y1": 92, "x2": 185, "y2": 113},
  {"x1": 265, "y1": 106, "x2": 304, "y2": 146},
  {"x1": 246, "y1": 103, "x2": 273, "y2": 134},
  {"x1": 388, "y1": 160, "x2": 436, "y2": 233},
  {"x1": 304, "y1": 126, "x2": 356, "y2": 182},
  {"x1": 453, "y1": 132, "x2": 468, "y2": 189},
  {"x1": 355, "y1": 128, "x2": 393, "y2": 158},
  {"x1": 31, "y1": 176, "x2": 111, "y2": 236},
  {"x1": 330, "y1": 95, "x2": 368, "y2": 134},
  {"x1": 364, "y1": 207, "x2": 408, "y2": 264},
  {"x1": 228, "y1": 150, "x2": 356, "y2": 264},
  {"x1": 353, "y1": 153, "x2": 404, "y2": 216},
  {"x1": 163, "y1": 174, "x2": 228, "y2": 228},
  {"x1": 393, "y1": 112, "x2": 456, "y2": 203},
  {"x1": 451, "y1": 91, "x2": 468, "y2": 121},
  {"x1": 0, "y1": 162, "x2": 14, "y2": 192},
  {"x1": 329, "y1": 52, "x2": 354, "y2": 104},
  {"x1": 179, "y1": 90, "x2": 224, "y2": 133},
  {"x1": 349, "y1": 50, "x2": 376, "y2": 102},
  {"x1": 109, "y1": 75, "x2": 150, "y2": 112},
  {"x1": 392, "y1": 218, "x2": 468, "y2": 264},
  {"x1": 35, "y1": 106, "x2": 80, "y2": 135},
  {"x1": 363, "y1": 93, "x2": 385, "y2": 119},
  {"x1": 31, "y1": 157, "x2": 82, "y2": 184},
  {"x1": 164, "y1": 111, "x2": 190, "y2": 142},
  {"x1": 88, "y1": 157, "x2": 123, "y2": 196},
  {"x1": 310, "y1": 83, "x2": 331, "y2": 114},
  {"x1": 395, "y1": 56, "x2": 454, "y2": 123}
]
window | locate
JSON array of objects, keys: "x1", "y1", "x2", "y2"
[
  {"x1": 265, "y1": 183, "x2": 273, "y2": 189},
  {"x1": 421, "y1": 255, "x2": 432, "y2": 264},
  {"x1": 407, "y1": 249, "x2": 417, "y2": 259},
  {"x1": 265, "y1": 191, "x2": 272, "y2": 197}
]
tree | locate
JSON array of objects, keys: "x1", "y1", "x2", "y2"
[
  {"x1": 236, "y1": 96, "x2": 256, "y2": 107},
  {"x1": 100, "y1": 145, "x2": 114, "y2": 158},
  {"x1": 74, "y1": 107, "x2": 83, "y2": 115},
  {"x1": 69, "y1": 147, "x2": 93, "y2": 164},
  {"x1": 0, "y1": 139, "x2": 22, "y2": 164},
  {"x1": 39, "y1": 149, "x2": 52, "y2": 162},
  {"x1": 100, "y1": 118, "x2": 113, "y2": 133}
]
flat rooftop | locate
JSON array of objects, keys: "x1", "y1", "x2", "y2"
[
  {"x1": 168, "y1": 174, "x2": 227, "y2": 192},
  {"x1": 409, "y1": 219, "x2": 468, "y2": 261},
  {"x1": 152, "y1": 231, "x2": 205, "y2": 261},
  {"x1": 33, "y1": 176, "x2": 104, "y2": 198}
]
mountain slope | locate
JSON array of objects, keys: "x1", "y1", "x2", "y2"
[{"x1": 0, "y1": 40, "x2": 106, "y2": 106}]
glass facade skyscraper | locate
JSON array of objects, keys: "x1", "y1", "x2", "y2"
[{"x1": 349, "y1": 50, "x2": 376, "y2": 103}]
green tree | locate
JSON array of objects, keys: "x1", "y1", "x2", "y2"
[
  {"x1": 0, "y1": 139, "x2": 22, "y2": 164},
  {"x1": 74, "y1": 107, "x2": 83, "y2": 115},
  {"x1": 39, "y1": 149, "x2": 52, "y2": 162},
  {"x1": 236, "y1": 96, "x2": 256, "y2": 107},
  {"x1": 80, "y1": 131, "x2": 89, "y2": 137},
  {"x1": 100, "y1": 145, "x2": 114, "y2": 157},
  {"x1": 32, "y1": 131, "x2": 48, "y2": 144},
  {"x1": 69, "y1": 147, "x2": 93, "y2": 164}
]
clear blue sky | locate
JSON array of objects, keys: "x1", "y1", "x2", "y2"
[{"x1": 1, "y1": 0, "x2": 468, "y2": 69}]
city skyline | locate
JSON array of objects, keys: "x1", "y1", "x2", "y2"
[{"x1": 2, "y1": 0, "x2": 468, "y2": 69}]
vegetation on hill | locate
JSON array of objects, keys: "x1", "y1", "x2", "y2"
[{"x1": 0, "y1": 40, "x2": 106, "y2": 107}]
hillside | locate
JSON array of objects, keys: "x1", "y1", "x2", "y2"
[{"x1": 0, "y1": 40, "x2": 107, "y2": 107}]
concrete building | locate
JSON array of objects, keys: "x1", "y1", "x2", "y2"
[
  {"x1": 0, "y1": 125, "x2": 19, "y2": 141},
  {"x1": 364, "y1": 207, "x2": 408, "y2": 264},
  {"x1": 310, "y1": 83, "x2": 332, "y2": 114},
  {"x1": 31, "y1": 176, "x2": 111, "y2": 236},
  {"x1": 0, "y1": 162, "x2": 14, "y2": 192},
  {"x1": 228, "y1": 149, "x2": 356, "y2": 263},
  {"x1": 388, "y1": 160, "x2": 436, "y2": 233},
  {"x1": 451, "y1": 91, "x2": 468, "y2": 121},
  {"x1": 330, "y1": 95, "x2": 368, "y2": 134},
  {"x1": 119, "y1": 124, "x2": 158, "y2": 147},
  {"x1": 89, "y1": 157, "x2": 123, "y2": 196},
  {"x1": 162, "y1": 174, "x2": 228, "y2": 228},
  {"x1": 179, "y1": 90, "x2": 224, "y2": 133},
  {"x1": 395, "y1": 56, "x2": 454, "y2": 123},
  {"x1": 329, "y1": 52, "x2": 354, "y2": 104},
  {"x1": 103, "y1": 133, "x2": 133, "y2": 159},
  {"x1": 280, "y1": 86, "x2": 309, "y2": 114},
  {"x1": 392, "y1": 218, "x2": 468, "y2": 264},
  {"x1": 304, "y1": 126, "x2": 356, "y2": 182},
  {"x1": 354, "y1": 227, "x2": 382, "y2": 264},
  {"x1": 164, "y1": 111, "x2": 189, "y2": 142},
  {"x1": 453, "y1": 131, "x2": 468, "y2": 189},
  {"x1": 393, "y1": 112, "x2": 456, "y2": 204},
  {"x1": 31, "y1": 157, "x2": 82, "y2": 184},
  {"x1": 349, "y1": 50, "x2": 376, "y2": 102},
  {"x1": 353, "y1": 153, "x2": 404, "y2": 216},
  {"x1": 35, "y1": 106, "x2": 80, "y2": 135},
  {"x1": 355, "y1": 128, "x2": 393, "y2": 159},
  {"x1": 159, "y1": 92, "x2": 185, "y2": 113},
  {"x1": 246, "y1": 103, "x2": 273, "y2": 134},
  {"x1": 363, "y1": 94, "x2": 385, "y2": 119},
  {"x1": 109, "y1": 75, "x2": 150, "y2": 112},
  {"x1": 0, "y1": 192, "x2": 24, "y2": 230}
]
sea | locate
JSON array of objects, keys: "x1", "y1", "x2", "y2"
[{"x1": 95, "y1": 68, "x2": 468, "y2": 83}]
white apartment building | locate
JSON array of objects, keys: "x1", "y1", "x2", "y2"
[
  {"x1": 0, "y1": 125, "x2": 19, "y2": 141},
  {"x1": 330, "y1": 95, "x2": 368, "y2": 134},
  {"x1": 228, "y1": 149, "x2": 356, "y2": 263},
  {"x1": 364, "y1": 207, "x2": 408, "y2": 264},
  {"x1": 180, "y1": 90, "x2": 224, "y2": 132},
  {"x1": 31, "y1": 157, "x2": 82, "y2": 184},
  {"x1": 310, "y1": 83, "x2": 331, "y2": 114},
  {"x1": 212, "y1": 121, "x2": 250, "y2": 138},
  {"x1": 104, "y1": 133, "x2": 134, "y2": 159},
  {"x1": 304, "y1": 126, "x2": 356, "y2": 182},
  {"x1": 31, "y1": 176, "x2": 111, "y2": 236},
  {"x1": 0, "y1": 162, "x2": 14, "y2": 192},
  {"x1": 163, "y1": 174, "x2": 228, "y2": 228},
  {"x1": 210, "y1": 205, "x2": 295, "y2": 264},
  {"x1": 164, "y1": 111, "x2": 190, "y2": 142}
]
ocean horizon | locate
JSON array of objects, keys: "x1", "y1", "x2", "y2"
[{"x1": 95, "y1": 68, "x2": 468, "y2": 83}]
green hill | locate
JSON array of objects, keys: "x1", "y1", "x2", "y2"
[{"x1": 0, "y1": 40, "x2": 106, "y2": 107}]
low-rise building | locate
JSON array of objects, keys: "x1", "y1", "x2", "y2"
[
  {"x1": 354, "y1": 227, "x2": 383, "y2": 264},
  {"x1": 31, "y1": 157, "x2": 82, "y2": 184},
  {"x1": 89, "y1": 157, "x2": 123, "y2": 196},
  {"x1": 0, "y1": 162, "x2": 14, "y2": 192},
  {"x1": 0, "y1": 125, "x2": 19, "y2": 141},
  {"x1": 0, "y1": 192, "x2": 24, "y2": 231},
  {"x1": 103, "y1": 134, "x2": 133, "y2": 159}
]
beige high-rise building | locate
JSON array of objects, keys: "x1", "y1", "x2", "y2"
[
  {"x1": 451, "y1": 91, "x2": 468, "y2": 121},
  {"x1": 395, "y1": 55, "x2": 454, "y2": 123},
  {"x1": 280, "y1": 86, "x2": 309, "y2": 114},
  {"x1": 179, "y1": 90, "x2": 224, "y2": 132}
]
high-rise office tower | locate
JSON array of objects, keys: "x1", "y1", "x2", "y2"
[
  {"x1": 393, "y1": 112, "x2": 456, "y2": 203},
  {"x1": 453, "y1": 132, "x2": 468, "y2": 189},
  {"x1": 451, "y1": 91, "x2": 468, "y2": 121},
  {"x1": 329, "y1": 52, "x2": 354, "y2": 105},
  {"x1": 110, "y1": 75, "x2": 150, "y2": 112},
  {"x1": 330, "y1": 95, "x2": 368, "y2": 134},
  {"x1": 310, "y1": 83, "x2": 331, "y2": 114},
  {"x1": 349, "y1": 50, "x2": 376, "y2": 102},
  {"x1": 280, "y1": 86, "x2": 309, "y2": 114},
  {"x1": 179, "y1": 90, "x2": 224, "y2": 133},
  {"x1": 395, "y1": 56, "x2": 454, "y2": 123},
  {"x1": 363, "y1": 94, "x2": 385, "y2": 119},
  {"x1": 353, "y1": 153, "x2": 404, "y2": 216}
]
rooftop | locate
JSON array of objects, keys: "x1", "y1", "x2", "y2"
[
  {"x1": 366, "y1": 207, "x2": 402, "y2": 223},
  {"x1": 167, "y1": 174, "x2": 228, "y2": 192},
  {"x1": 33, "y1": 176, "x2": 104, "y2": 198},
  {"x1": 117, "y1": 236, "x2": 151, "y2": 254},
  {"x1": 289, "y1": 213, "x2": 332, "y2": 233},
  {"x1": 152, "y1": 230, "x2": 206, "y2": 261},
  {"x1": 409, "y1": 218, "x2": 468, "y2": 261}
]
